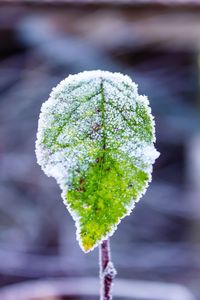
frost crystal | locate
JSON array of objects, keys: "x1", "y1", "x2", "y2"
[{"x1": 35, "y1": 70, "x2": 159, "y2": 252}]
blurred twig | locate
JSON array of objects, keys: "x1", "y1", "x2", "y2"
[
  {"x1": 0, "y1": 278, "x2": 195, "y2": 300},
  {"x1": 0, "y1": 0, "x2": 200, "y2": 6}
]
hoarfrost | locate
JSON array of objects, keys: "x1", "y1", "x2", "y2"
[{"x1": 35, "y1": 70, "x2": 159, "y2": 252}]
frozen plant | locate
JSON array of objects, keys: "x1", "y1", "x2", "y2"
[{"x1": 35, "y1": 70, "x2": 159, "y2": 300}]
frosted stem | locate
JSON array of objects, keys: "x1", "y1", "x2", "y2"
[{"x1": 99, "y1": 239, "x2": 117, "y2": 300}]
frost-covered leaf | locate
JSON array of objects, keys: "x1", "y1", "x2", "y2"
[{"x1": 35, "y1": 70, "x2": 159, "y2": 252}]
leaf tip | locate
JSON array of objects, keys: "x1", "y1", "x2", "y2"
[{"x1": 81, "y1": 237, "x2": 94, "y2": 253}]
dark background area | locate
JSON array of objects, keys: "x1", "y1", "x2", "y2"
[{"x1": 0, "y1": 1, "x2": 200, "y2": 299}]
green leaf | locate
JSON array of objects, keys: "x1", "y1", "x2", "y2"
[{"x1": 36, "y1": 70, "x2": 159, "y2": 252}]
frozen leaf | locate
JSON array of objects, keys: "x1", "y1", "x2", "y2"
[{"x1": 35, "y1": 70, "x2": 159, "y2": 252}]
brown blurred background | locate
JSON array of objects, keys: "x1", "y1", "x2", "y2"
[{"x1": 0, "y1": 1, "x2": 200, "y2": 299}]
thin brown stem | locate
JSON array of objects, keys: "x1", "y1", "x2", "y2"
[{"x1": 99, "y1": 238, "x2": 117, "y2": 300}]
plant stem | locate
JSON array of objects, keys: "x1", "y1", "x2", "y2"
[{"x1": 99, "y1": 238, "x2": 117, "y2": 300}]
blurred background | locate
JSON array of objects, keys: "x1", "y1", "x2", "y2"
[{"x1": 0, "y1": 0, "x2": 200, "y2": 299}]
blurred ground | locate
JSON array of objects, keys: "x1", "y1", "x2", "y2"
[{"x1": 0, "y1": 2, "x2": 200, "y2": 299}]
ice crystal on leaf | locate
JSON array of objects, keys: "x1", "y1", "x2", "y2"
[{"x1": 35, "y1": 70, "x2": 159, "y2": 252}]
